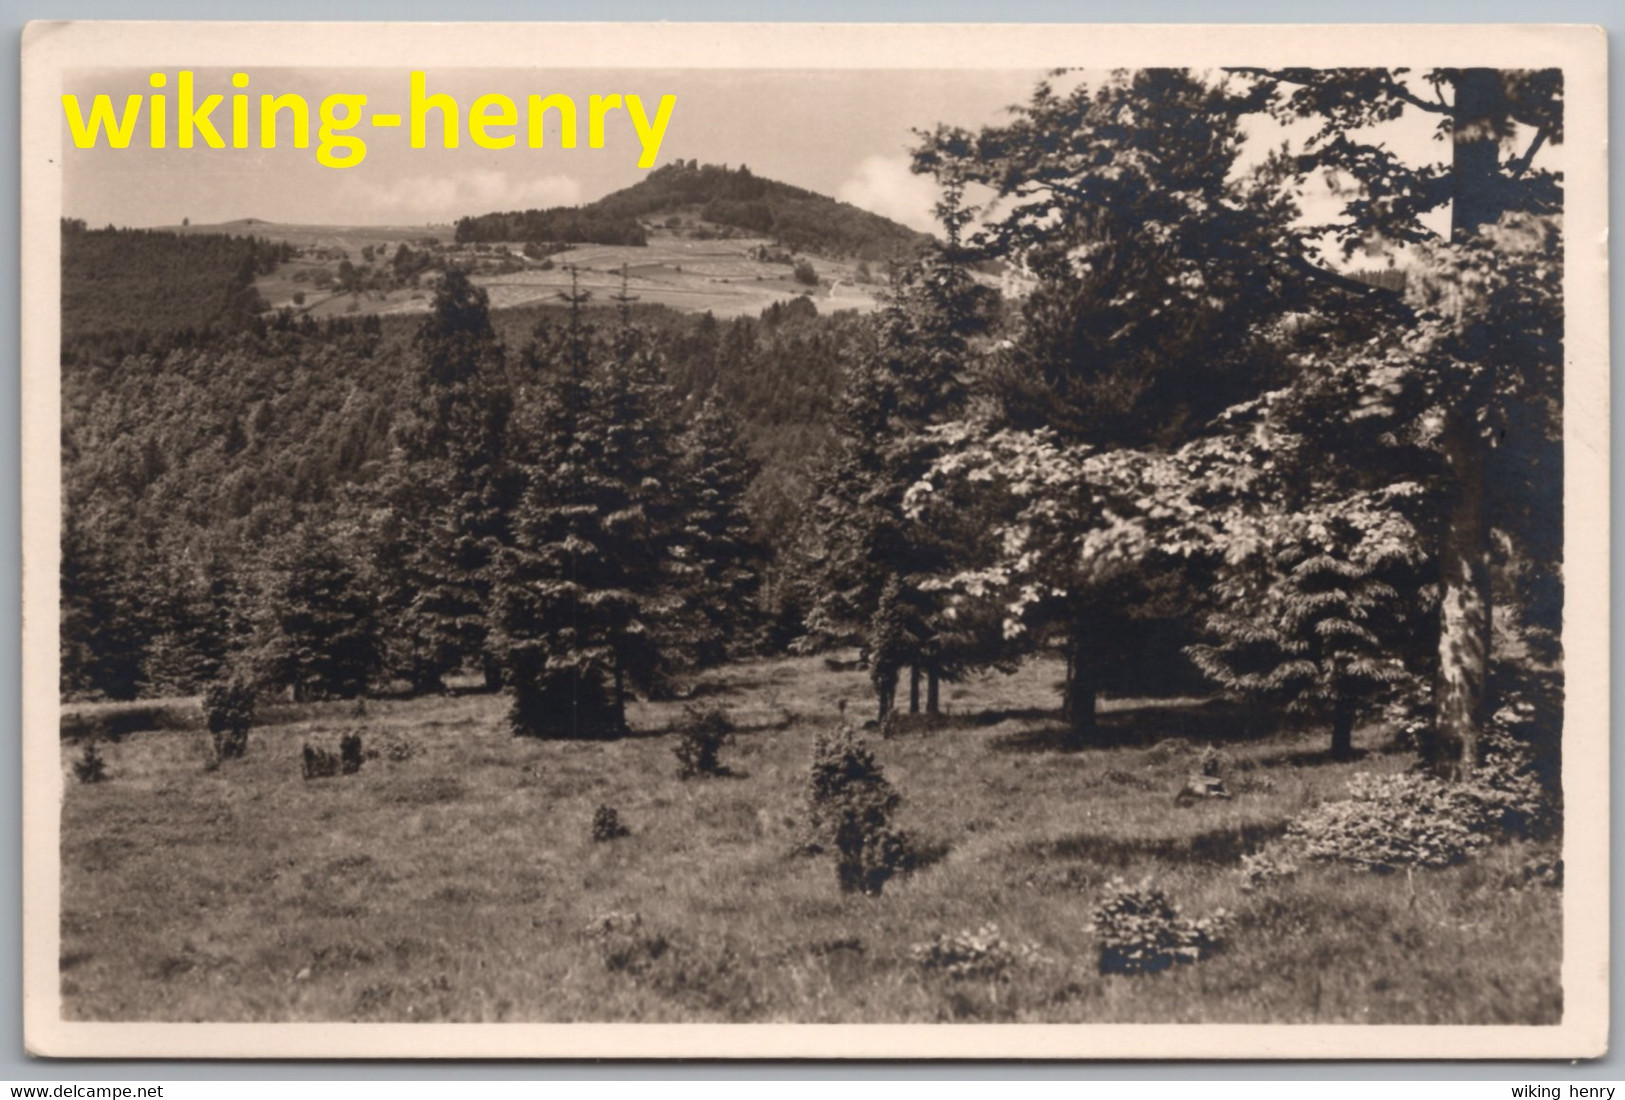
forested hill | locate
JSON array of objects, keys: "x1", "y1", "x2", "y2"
[
  {"x1": 456, "y1": 161, "x2": 931, "y2": 261},
  {"x1": 61, "y1": 221, "x2": 291, "y2": 340}
]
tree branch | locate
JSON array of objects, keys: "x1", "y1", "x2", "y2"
[
  {"x1": 1283, "y1": 251, "x2": 1401, "y2": 301},
  {"x1": 1507, "y1": 125, "x2": 1550, "y2": 180},
  {"x1": 1380, "y1": 72, "x2": 1453, "y2": 116}
]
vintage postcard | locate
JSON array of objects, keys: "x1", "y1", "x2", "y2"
[{"x1": 19, "y1": 22, "x2": 1608, "y2": 1058}]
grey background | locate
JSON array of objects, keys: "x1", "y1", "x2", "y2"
[{"x1": 3, "y1": 0, "x2": 1616, "y2": 1080}]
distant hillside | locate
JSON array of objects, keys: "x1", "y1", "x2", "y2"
[
  {"x1": 453, "y1": 207, "x2": 648, "y2": 248},
  {"x1": 455, "y1": 161, "x2": 931, "y2": 262},
  {"x1": 61, "y1": 220, "x2": 291, "y2": 341}
]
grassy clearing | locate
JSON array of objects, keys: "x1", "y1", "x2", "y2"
[{"x1": 59, "y1": 656, "x2": 1561, "y2": 1024}]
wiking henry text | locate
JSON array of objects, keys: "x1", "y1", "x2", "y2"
[{"x1": 61, "y1": 71, "x2": 677, "y2": 169}]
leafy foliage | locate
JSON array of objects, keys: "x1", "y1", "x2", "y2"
[
  {"x1": 673, "y1": 704, "x2": 734, "y2": 779},
  {"x1": 1091, "y1": 877, "x2": 1227, "y2": 975},
  {"x1": 1291, "y1": 771, "x2": 1506, "y2": 871},
  {"x1": 909, "y1": 924, "x2": 1042, "y2": 980},
  {"x1": 490, "y1": 304, "x2": 683, "y2": 737}
]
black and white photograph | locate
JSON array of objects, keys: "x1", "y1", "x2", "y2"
[{"x1": 19, "y1": 21, "x2": 1609, "y2": 1059}]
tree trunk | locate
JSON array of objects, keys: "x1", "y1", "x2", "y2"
[
  {"x1": 927, "y1": 666, "x2": 940, "y2": 715},
  {"x1": 1451, "y1": 70, "x2": 1509, "y2": 240},
  {"x1": 1420, "y1": 68, "x2": 1504, "y2": 777},
  {"x1": 909, "y1": 665, "x2": 921, "y2": 714},
  {"x1": 1330, "y1": 694, "x2": 1357, "y2": 760},
  {"x1": 1062, "y1": 628, "x2": 1099, "y2": 750},
  {"x1": 875, "y1": 670, "x2": 897, "y2": 723},
  {"x1": 613, "y1": 660, "x2": 627, "y2": 733},
  {"x1": 1430, "y1": 414, "x2": 1492, "y2": 774},
  {"x1": 482, "y1": 653, "x2": 503, "y2": 693}
]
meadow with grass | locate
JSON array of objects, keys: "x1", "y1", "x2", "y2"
[{"x1": 59, "y1": 656, "x2": 1561, "y2": 1024}]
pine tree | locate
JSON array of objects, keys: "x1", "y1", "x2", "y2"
[
  {"x1": 138, "y1": 546, "x2": 232, "y2": 696},
  {"x1": 490, "y1": 272, "x2": 685, "y2": 736},
  {"x1": 799, "y1": 181, "x2": 992, "y2": 718},
  {"x1": 376, "y1": 267, "x2": 511, "y2": 693},
  {"x1": 669, "y1": 396, "x2": 762, "y2": 669},
  {"x1": 246, "y1": 521, "x2": 381, "y2": 700},
  {"x1": 1189, "y1": 506, "x2": 1425, "y2": 759}
]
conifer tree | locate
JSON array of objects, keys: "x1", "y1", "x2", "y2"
[
  {"x1": 490, "y1": 269, "x2": 685, "y2": 736},
  {"x1": 246, "y1": 521, "x2": 380, "y2": 700},
  {"x1": 376, "y1": 267, "x2": 511, "y2": 693},
  {"x1": 669, "y1": 396, "x2": 762, "y2": 670},
  {"x1": 1189, "y1": 500, "x2": 1426, "y2": 759},
  {"x1": 799, "y1": 181, "x2": 991, "y2": 718}
]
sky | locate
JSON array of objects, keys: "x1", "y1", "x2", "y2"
[
  {"x1": 59, "y1": 66, "x2": 1523, "y2": 242},
  {"x1": 61, "y1": 68, "x2": 1051, "y2": 230}
]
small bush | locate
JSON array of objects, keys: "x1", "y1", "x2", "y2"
[
  {"x1": 806, "y1": 722, "x2": 914, "y2": 895},
  {"x1": 1237, "y1": 849, "x2": 1298, "y2": 893},
  {"x1": 592, "y1": 804, "x2": 629, "y2": 842},
  {"x1": 73, "y1": 741, "x2": 107, "y2": 784},
  {"x1": 1231, "y1": 772, "x2": 1277, "y2": 795},
  {"x1": 673, "y1": 705, "x2": 733, "y2": 778},
  {"x1": 340, "y1": 732, "x2": 364, "y2": 775},
  {"x1": 1091, "y1": 877, "x2": 1227, "y2": 975},
  {"x1": 585, "y1": 910, "x2": 668, "y2": 973},
  {"x1": 302, "y1": 743, "x2": 341, "y2": 780},
  {"x1": 1143, "y1": 739, "x2": 1194, "y2": 766},
  {"x1": 372, "y1": 731, "x2": 417, "y2": 763},
  {"x1": 1290, "y1": 770, "x2": 1514, "y2": 871},
  {"x1": 910, "y1": 924, "x2": 1042, "y2": 981},
  {"x1": 202, "y1": 677, "x2": 256, "y2": 761},
  {"x1": 1198, "y1": 745, "x2": 1230, "y2": 778},
  {"x1": 1506, "y1": 852, "x2": 1564, "y2": 891},
  {"x1": 1475, "y1": 726, "x2": 1559, "y2": 840}
]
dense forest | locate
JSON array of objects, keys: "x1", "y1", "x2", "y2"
[
  {"x1": 452, "y1": 207, "x2": 648, "y2": 247},
  {"x1": 456, "y1": 161, "x2": 931, "y2": 260},
  {"x1": 61, "y1": 221, "x2": 291, "y2": 339},
  {"x1": 60, "y1": 259, "x2": 869, "y2": 699}
]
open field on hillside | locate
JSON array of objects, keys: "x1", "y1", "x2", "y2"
[
  {"x1": 169, "y1": 220, "x2": 887, "y2": 320},
  {"x1": 58, "y1": 657, "x2": 1562, "y2": 1024}
]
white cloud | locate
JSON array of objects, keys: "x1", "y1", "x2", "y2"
[
  {"x1": 339, "y1": 170, "x2": 582, "y2": 220},
  {"x1": 836, "y1": 155, "x2": 942, "y2": 234}
]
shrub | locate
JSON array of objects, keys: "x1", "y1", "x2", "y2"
[
  {"x1": 1289, "y1": 770, "x2": 1524, "y2": 871},
  {"x1": 1475, "y1": 725, "x2": 1559, "y2": 840},
  {"x1": 202, "y1": 677, "x2": 256, "y2": 761},
  {"x1": 1198, "y1": 744, "x2": 1229, "y2": 778},
  {"x1": 673, "y1": 705, "x2": 733, "y2": 778},
  {"x1": 592, "y1": 805, "x2": 629, "y2": 842},
  {"x1": 806, "y1": 722, "x2": 914, "y2": 895},
  {"x1": 1237, "y1": 849, "x2": 1298, "y2": 892},
  {"x1": 302, "y1": 743, "x2": 340, "y2": 780},
  {"x1": 1091, "y1": 877, "x2": 1227, "y2": 975},
  {"x1": 585, "y1": 910, "x2": 668, "y2": 973},
  {"x1": 909, "y1": 924, "x2": 1042, "y2": 980},
  {"x1": 340, "y1": 732, "x2": 364, "y2": 775},
  {"x1": 372, "y1": 731, "x2": 417, "y2": 763},
  {"x1": 73, "y1": 741, "x2": 107, "y2": 784}
]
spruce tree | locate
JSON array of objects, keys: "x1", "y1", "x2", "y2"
[
  {"x1": 669, "y1": 396, "x2": 762, "y2": 670},
  {"x1": 246, "y1": 521, "x2": 381, "y2": 700},
  {"x1": 376, "y1": 267, "x2": 511, "y2": 693},
  {"x1": 799, "y1": 182, "x2": 990, "y2": 718},
  {"x1": 490, "y1": 271, "x2": 684, "y2": 736}
]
